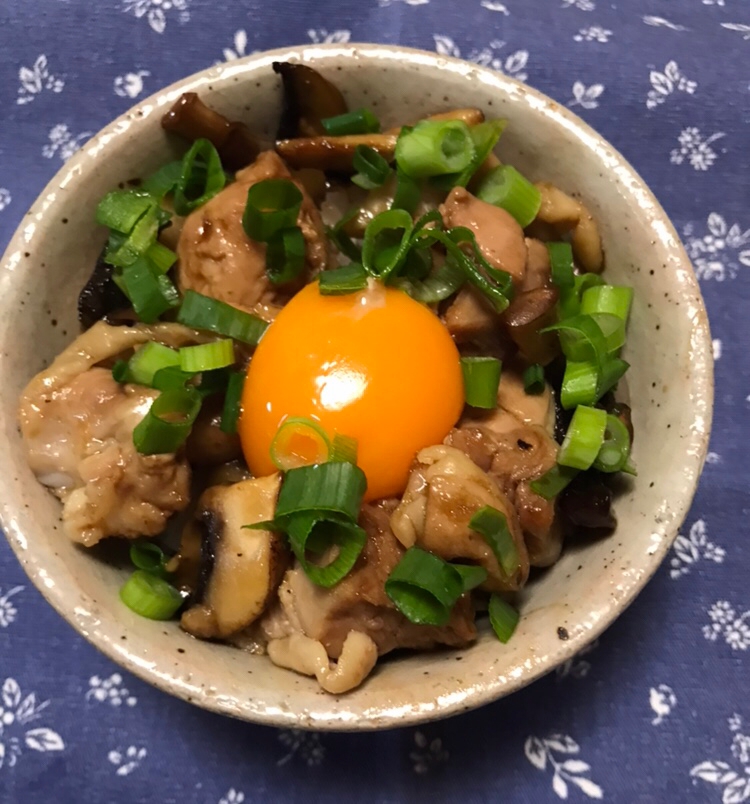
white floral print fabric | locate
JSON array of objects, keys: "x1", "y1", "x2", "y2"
[{"x1": 0, "y1": 0, "x2": 747, "y2": 801}]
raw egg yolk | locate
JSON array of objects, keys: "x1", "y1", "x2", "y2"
[{"x1": 240, "y1": 280, "x2": 464, "y2": 501}]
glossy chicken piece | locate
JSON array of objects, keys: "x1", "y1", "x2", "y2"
[
  {"x1": 391, "y1": 446, "x2": 529, "y2": 592},
  {"x1": 262, "y1": 501, "x2": 476, "y2": 659},
  {"x1": 177, "y1": 150, "x2": 329, "y2": 311},
  {"x1": 440, "y1": 187, "x2": 528, "y2": 286}
]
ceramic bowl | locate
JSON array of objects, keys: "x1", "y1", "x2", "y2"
[{"x1": 0, "y1": 44, "x2": 712, "y2": 730}]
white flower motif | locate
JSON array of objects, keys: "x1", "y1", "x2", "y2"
[
  {"x1": 218, "y1": 788, "x2": 245, "y2": 804},
  {"x1": 85, "y1": 673, "x2": 137, "y2": 707},
  {"x1": 433, "y1": 37, "x2": 529, "y2": 82},
  {"x1": 277, "y1": 730, "x2": 325, "y2": 767},
  {"x1": 643, "y1": 16, "x2": 689, "y2": 32},
  {"x1": 721, "y1": 23, "x2": 750, "y2": 41},
  {"x1": 0, "y1": 586, "x2": 22, "y2": 626},
  {"x1": 646, "y1": 61, "x2": 696, "y2": 109},
  {"x1": 703, "y1": 0, "x2": 725, "y2": 5},
  {"x1": 307, "y1": 29, "x2": 351, "y2": 44},
  {"x1": 108, "y1": 745, "x2": 147, "y2": 776},
  {"x1": 713, "y1": 339, "x2": 722, "y2": 360},
  {"x1": 650, "y1": 684, "x2": 677, "y2": 726},
  {"x1": 568, "y1": 81, "x2": 604, "y2": 110},
  {"x1": 410, "y1": 731, "x2": 449, "y2": 774},
  {"x1": 683, "y1": 213, "x2": 750, "y2": 281},
  {"x1": 692, "y1": 714, "x2": 750, "y2": 802},
  {"x1": 702, "y1": 601, "x2": 750, "y2": 651},
  {"x1": 556, "y1": 639, "x2": 599, "y2": 680},
  {"x1": 0, "y1": 678, "x2": 63, "y2": 771},
  {"x1": 705, "y1": 452, "x2": 721, "y2": 465},
  {"x1": 573, "y1": 26, "x2": 612, "y2": 43},
  {"x1": 17, "y1": 54, "x2": 64, "y2": 105},
  {"x1": 121, "y1": 0, "x2": 189, "y2": 34},
  {"x1": 670, "y1": 519, "x2": 725, "y2": 579},
  {"x1": 670, "y1": 127, "x2": 725, "y2": 171},
  {"x1": 222, "y1": 29, "x2": 253, "y2": 61},
  {"x1": 378, "y1": 0, "x2": 429, "y2": 5},
  {"x1": 525, "y1": 734, "x2": 603, "y2": 799},
  {"x1": 480, "y1": 1, "x2": 510, "y2": 12},
  {"x1": 562, "y1": 0, "x2": 595, "y2": 9},
  {"x1": 113, "y1": 70, "x2": 150, "y2": 99},
  {"x1": 41, "y1": 124, "x2": 92, "y2": 161},
  {"x1": 709, "y1": 601, "x2": 735, "y2": 626}
]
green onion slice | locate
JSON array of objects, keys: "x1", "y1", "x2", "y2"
[
  {"x1": 395, "y1": 120, "x2": 476, "y2": 179},
  {"x1": 129, "y1": 542, "x2": 168, "y2": 576},
  {"x1": 112, "y1": 360, "x2": 131, "y2": 384},
  {"x1": 547, "y1": 242, "x2": 575, "y2": 289},
  {"x1": 265, "y1": 226, "x2": 306, "y2": 285},
  {"x1": 454, "y1": 118, "x2": 507, "y2": 188},
  {"x1": 152, "y1": 365, "x2": 194, "y2": 392},
  {"x1": 128, "y1": 342, "x2": 181, "y2": 387},
  {"x1": 351, "y1": 145, "x2": 392, "y2": 190},
  {"x1": 393, "y1": 259, "x2": 465, "y2": 305},
  {"x1": 385, "y1": 547, "x2": 465, "y2": 626},
  {"x1": 560, "y1": 360, "x2": 599, "y2": 409},
  {"x1": 469, "y1": 506, "x2": 520, "y2": 577},
  {"x1": 529, "y1": 464, "x2": 580, "y2": 500},
  {"x1": 132, "y1": 388, "x2": 202, "y2": 455},
  {"x1": 327, "y1": 209, "x2": 363, "y2": 263},
  {"x1": 177, "y1": 290, "x2": 268, "y2": 346},
  {"x1": 220, "y1": 371, "x2": 245, "y2": 434},
  {"x1": 96, "y1": 190, "x2": 155, "y2": 234},
  {"x1": 329, "y1": 433, "x2": 358, "y2": 465},
  {"x1": 452, "y1": 564, "x2": 488, "y2": 592},
  {"x1": 523, "y1": 363, "x2": 545, "y2": 395},
  {"x1": 488, "y1": 594, "x2": 520, "y2": 643},
  {"x1": 391, "y1": 167, "x2": 421, "y2": 214},
  {"x1": 120, "y1": 570, "x2": 183, "y2": 620},
  {"x1": 141, "y1": 160, "x2": 183, "y2": 200},
  {"x1": 558, "y1": 405, "x2": 607, "y2": 470},
  {"x1": 321, "y1": 107, "x2": 381, "y2": 136},
  {"x1": 173, "y1": 138, "x2": 226, "y2": 217},
  {"x1": 598, "y1": 357, "x2": 630, "y2": 397},
  {"x1": 543, "y1": 314, "x2": 608, "y2": 364},
  {"x1": 362, "y1": 208, "x2": 414, "y2": 281},
  {"x1": 106, "y1": 205, "x2": 160, "y2": 269},
  {"x1": 593, "y1": 413, "x2": 632, "y2": 473},
  {"x1": 270, "y1": 417, "x2": 332, "y2": 470},
  {"x1": 581, "y1": 284, "x2": 633, "y2": 322},
  {"x1": 146, "y1": 241, "x2": 177, "y2": 275},
  {"x1": 242, "y1": 178, "x2": 303, "y2": 242},
  {"x1": 179, "y1": 339, "x2": 234, "y2": 373},
  {"x1": 273, "y1": 461, "x2": 367, "y2": 524},
  {"x1": 476, "y1": 164, "x2": 541, "y2": 228},
  {"x1": 461, "y1": 357, "x2": 502, "y2": 409},
  {"x1": 119, "y1": 257, "x2": 180, "y2": 324},
  {"x1": 319, "y1": 263, "x2": 369, "y2": 296}
]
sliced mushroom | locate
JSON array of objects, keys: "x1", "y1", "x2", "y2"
[
  {"x1": 273, "y1": 62, "x2": 348, "y2": 139},
  {"x1": 502, "y1": 286, "x2": 560, "y2": 365},
  {"x1": 384, "y1": 107, "x2": 485, "y2": 134},
  {"x1": 162, "y1": 92, "x2": 260, "y2": 171},
  {"x1": 276, "y1": 132, "x2": 399, "y2": 172},
  {"x1": 185, "y1": 397, "x2": 242, "y2": 467},
  {"x1": 180, "y1": 474, "x2": 289, "y2": 640}
]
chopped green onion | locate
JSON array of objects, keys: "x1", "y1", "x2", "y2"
[
  {"x1": 543, "y1": 314, "x2": 607, "y2": 364},
  {"x1": 598, "y1": 357, "x2": 630, "y2": 397},
  {"x1": 622, "y1": 458, "x2": 638, "y2": 476},
  {"x1": 454, "y1": 118, "x2": 507, "y2": 188},
  {"x1": 452, "y1": 564, "x2": 488, "y2": 592},
  {"x1": 581, "y1": 284, "x2": 633, "y2": 322},
  {"x1": 319, "y1": 263, "x2": 369, "y2": 296},
  {"x1": 469, "y1": 506, "x2": 520, "y2": 577},
  {"x1": 128, "y1": 342, "x2": 181, "y2": 386},
  {"x1": 242, "y1": 178, "x2": 303, "y2": 242},
  {"x1": 179, "y1": 339, "x2": 234, "y2": 373},
  {"x1": 321, "y1": 108, "x2": 380, "y2": 136},
  {"x1": 265, "y1": 226, "x2": 306, "y2": 285},
  {"x1": 327, "y1": 209, "x2": 362, "y2": 263},
  {"x1": 558, "y1": 405, "x2": 607, "y2": 470},
  {"x1": 329, "y1": 433, "x2": 358, "y2": 465},
  {"x1": 393, "y1": 259, "x2": 465, "y2": 304},
  {"x1": 385, "y1": 547, "x2": 465, "y2": 626},
  {"x1": 177, "y1": 290, "x2": 268, "y2": 346},
  {"x1": 173, "y1": 138, "x2": 226, "y2": 216},
  {"x1": 129, "y1": 542, "x2": 168, "y2": 576},
  {"x1": 119, "y1": 257, "x2": 180, "y2": 324},
  {"x1": 132, "y1": 388, "x2": 202, "y2": 455},
  {"x1": 560, "y1": 360, "x2": 599, "y2": 409},
  {"x1": 547, "y1": 242, "x2": 575, "y2": 289},
  {"x1": 145, "y1": 241, "x2": 177, "y2": 275},
  {"x1": 591, "y1": 312, "x2": 626, "y2": 356},
  {"x1": 395, "y1": 120, "x2": 476, "y2": 178},
  {"x1": 270, "y1": 417, "x2": 332, "y2": 470},
  {"x1": 593, "y1": 413, "x2": 632, "y2": 473},
  {"x1": 391, "y1": 167, "x2": 421, "y2": 214},
  {"x1": 351, "y1": 145, "x2": 392, "y2": 190},
  {"x1": 529, "y1": 464, "x2": 579, "y2": 499},
  {"x1": 120, "y1": 570, "x2": 183, "y2": 620},
  {"x1": 112, "y1": 360, "x2": 131, "y2": 384},
  {"x1": 523, "y1": 363, "x2": 546, "y2": 395},
  {"x1": 461, "y1": 357, "x2": 502, "y2": 409},
  {"x1": 196, "y1": 367, "x2": 230, "y2": 398},
  {"x1": 362, "y1": 208, "x2": 414, "y2": 281},
  {"x1": 152, "y1": 365, "x2": 194, "y2": 392},
  {"x1": 220, "y1": 371, "x2": 245, "y2": 434},
  {"x1": 285, "y1": 512, "x2": 367, "y2": 588},
  {"x1": 105, "y1": 205, "x2": 160, "y2": 268},
  {"x1": 488, "y1": 594, "x2": 519, "y2": 643},
  {"x1": 141, "y1": 160, "x2": 183, "y2": 199},
  {"x1": 96, "y1": 190, "x2": 155, "y2": 233},
  {"x1": 476, "y1": 164, "x2": 541, "y2": 228}
]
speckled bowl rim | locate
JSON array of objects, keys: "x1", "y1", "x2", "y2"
[{"x1": 0, "y1": 44, "x2": 713, "y2": 730}]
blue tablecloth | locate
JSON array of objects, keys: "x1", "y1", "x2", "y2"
[{"x1": 1, "y1": 2, "x2": 748, "y2": 802}]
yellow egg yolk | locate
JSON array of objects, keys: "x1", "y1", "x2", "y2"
[{"x1": 240, "y1": 280, "x2": 465, "y2": 501}]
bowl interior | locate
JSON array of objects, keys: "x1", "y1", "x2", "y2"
[{"x1": 0, "y1": 45, "x2": 711, "y2": 730}]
